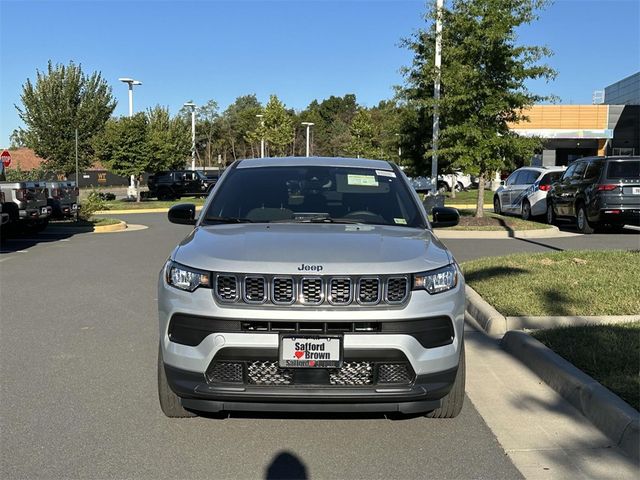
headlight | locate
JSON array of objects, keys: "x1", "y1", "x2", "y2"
[
  {"x1": 413, "y1": 264, "x2": 458, "y2": 294},
  {"x1": 165, "y1": 260, "x2": 211, "y2": 292}
]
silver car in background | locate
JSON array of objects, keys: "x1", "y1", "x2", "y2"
[
  {"x1": 493, "y1": 166, "x2": 565, "y2": 220},
  {"x1": 157, "y1": 156, "x2": 465, "y2": 419}
]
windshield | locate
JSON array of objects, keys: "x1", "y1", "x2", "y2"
[{"x1": 203, "y1": 165, "x2": 425, "y2": 228}]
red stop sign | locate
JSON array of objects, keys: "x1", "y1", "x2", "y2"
[{"x1": 1, "y1": 150, "x2": 10, "y2": 167}]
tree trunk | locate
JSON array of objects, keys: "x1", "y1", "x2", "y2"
[
  {"x1": 475, "y1": 173, "x2": 485, "y2": 218},
  {"x1": 136, "y1": 176, "x2": 142, "y2": 203},
  {"x1": 450, "y1": 174, "x2": 456, "y2": 199}
]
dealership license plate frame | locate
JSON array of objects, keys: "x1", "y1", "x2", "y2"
[{"x1": 279, "y1": 334, "x2": 343, "y2": 368}]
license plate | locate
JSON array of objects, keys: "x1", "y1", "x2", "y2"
[
  {"x1": 279, "y1": 335, "x2": 342, "y2": 368},
  {"x1": 71, "y1": 203, "x2": 78, "y2": 210},
  {"x1": 633, "y1": 187, "x2": 640, "y2": 195}
]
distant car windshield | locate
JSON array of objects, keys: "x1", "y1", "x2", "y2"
[
  {"x1": 606, "y1": 160, "x2": 640, "y2": 179},
  {"x1": 203, "y1": 165, "x2": 425, "y2": 228}
]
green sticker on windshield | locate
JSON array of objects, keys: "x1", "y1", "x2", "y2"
[
  {"x1": 347, "y1": 174, "x2": 378, "y2": 187},
  {"x1": 394, "y1": 218, "x2": 407, "y2": 225}
]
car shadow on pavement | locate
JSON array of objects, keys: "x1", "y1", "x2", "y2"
[
  {"x1": 497, "y1": 217, "x2": 566, "y2": 252},
  {"x1": 0, "y1": 223, "x2": 93, "y2": 254},
  {"x1": 265, "y1": 451, "x2": 308, "y2": 480}
]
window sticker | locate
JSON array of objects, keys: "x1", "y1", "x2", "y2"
[
  {"x1": 347, "y1": 174, "x2": 378, "y2": 187},
  {"x1": 394, "y1": 218, "x2": 407, "y2": 225},
  {"x1": 376, "y1": 170, "x2": 396, "y2": 178}
]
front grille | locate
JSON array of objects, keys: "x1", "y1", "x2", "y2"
[
  {"x1": 329, "y1": 362, "x2": 373, "y2": 385},
  {"x1": 213, "y1": 274, "x2": 411, "y2": 307},
  {"x1": 378, "y1": 363, "x2": 413, "y2": 384},
  {"x1": 386, "y1": 277, "x2": 408, "y2": 304},
  {"x1": 247, "y1": 361, "x2": 293, "y2": 385},
  {"x1": 244, "y1": 276, "x2": 266, "y2": 303},
  {"x1": 329, "y1": 278, "x2": 352, "y2": 305},
  {"x1": 216, "y1": 275, "x2": 238, "y2": 301},
  {"x1": 301, "y1": 278, "x2": 323, "y2": 304},
  {"x1": 358, "y1": 278, "x2": 381, "y2": 304},
  {"x1": 206, "y1": 361, "x2": 243, "y2": 383},
  {"x1": 273, "y1": 277, "x2": 294, "y2": 304}
]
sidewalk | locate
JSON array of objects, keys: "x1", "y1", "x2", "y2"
[{"x1": 464, "y1": 325, "x2": 638, "y2": 479}]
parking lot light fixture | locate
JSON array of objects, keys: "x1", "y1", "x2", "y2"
[
  {"x1": 256, "y1": 114, "x2": 265, "y2": 158},
  {"x1": 118, "y1": 78, "x2": 142, "y2": 117},
  {"x1": 184, "y1": 102, "x2": 197, "y2": 170},
  {"x1": 301, "y1": 122, "x2": 314, "y2": 157}
]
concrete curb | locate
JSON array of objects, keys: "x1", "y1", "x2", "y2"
[
  {"x1": 435, "y1": 225, "x2": 580, "y2": 239},
  {"x1": 501, "y1": 331, "x2": 640, "y2": 460},
  {"x1": 94, "y1": 205, "x2": 204, "y2": 215},
  {"x1": 93, "y1": 221, "x2": 127, "y2": 233},
  {"x1": 465, "y1": 286, "x2": 507, "y2": 335}
]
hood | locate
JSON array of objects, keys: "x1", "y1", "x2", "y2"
[{"x1": 173, "y1": 223, "x2": 451, "y2": 275}]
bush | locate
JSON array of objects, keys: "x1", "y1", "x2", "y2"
[{"x1": 79, "y1": 188, "x2": 109, "y2": 220}]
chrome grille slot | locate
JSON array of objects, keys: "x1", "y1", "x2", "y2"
[
  {"x1": 301, "y1": 277, "x2": 323, "y2": 304},
  {"x1": 216, "y1": 275, "x2": 238, "y2": 302},
  {"x1": 329, "y1": 278, "x2": 352, "y2": 305},
  {"x1": 244, "y1": 276, "x2": 267, "y2": 303},
  {"x1": 206, "y1": 361, "x2": 244, "y2": 383},
  {"x1": 247, "y1": 361, "x2": 293, "y2": 385},
  {"x1": 377, "y1": 363, "x2": 414, "y2": 384},
  {"x1": 329, "y1": 362, "x2": 373, "y2": 385},
  {"x1": 358, "y1": 278, "x2": 381, "y2": 304},
  {"x1": 272, "y1": 277, "x2": 294, "y2": 304},
  {"x1": 386, "y1": 277, "x2": 408, "y2": 304}
]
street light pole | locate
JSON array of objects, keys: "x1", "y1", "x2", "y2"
[
  {"x1": 301, "y1": 122, "x2": 314, "y2": 157},
  {"x1": 431, "y1": 0, "x2": 443, "y2": 194},
  {"x1": 119, "y1": 78, "x2": 142, "y2": 197},
  {"x1": 256, "y1": 114, "x2": 265, "y2": 158},
  {"x1": 184, "y1": 102, "x2": 197, "y2": 170},
  {"x1": 75, "y1": 128, "x2": 79, "y2": 186}
]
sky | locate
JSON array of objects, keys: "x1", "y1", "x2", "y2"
[{"x1": 1, "y1": 0, "x2": 639, "y2": 146}]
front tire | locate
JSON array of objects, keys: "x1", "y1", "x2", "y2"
[
  {"x1": 493, "y1": 196, "x2": 502, "y2": 215},
  {"x1": 426, "y1": 343, "x2": 465, "y2": 419},
  {"x1": 576, "y1": 204, "x2": 595, "y2": 234},
  {"x1": 157, "y1": 346, "x2": 196, "y2": 418},
  {"x1": 546, "y1": 203, "x2": 555, "y2": 225}
]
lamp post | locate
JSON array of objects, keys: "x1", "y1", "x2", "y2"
[
  {"x1": 184, "y1": 102, "x2": 197, "y2": 170},
  {"x1": 119, "y1": 78, "x2": 142, "y2": 196},
  {"x1": 256, "y1": 114, "x2": 265, "y2": 158},
  {"x1": 431, "y1": 0, "x2": 443, "y2": 194},
  {"x1": 301, "y1": 122, "x2": 314, "y2": 157},
  {"x1": 75, "y1": 128, "x2": 79, "y2": 186}
]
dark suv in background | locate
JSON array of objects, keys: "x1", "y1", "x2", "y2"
[
  {"x1": 547, "y1": 156, "x2": 640, "y2": 233},
  {"x1": 147, "y1": 170, "x2": 214, "y2": 200}
]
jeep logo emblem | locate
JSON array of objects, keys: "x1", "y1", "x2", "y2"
[{"x1": 297, "y1": 263, "x2": 323, "y2": 272}]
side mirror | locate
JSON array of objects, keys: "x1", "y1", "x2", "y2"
[
  {"x1": 168, "y1": 203, "x2": 196, "y2": 225},
  {"x1": 431, "y1": 207, "x2": 459, "y2": 228}
]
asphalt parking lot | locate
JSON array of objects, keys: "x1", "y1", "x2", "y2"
[{"x1": 1, "y1": 213, "x2": 638, "y2": 479}]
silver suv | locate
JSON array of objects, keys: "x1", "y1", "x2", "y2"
[{"x1": 158, "y1": 157, "x2": 465, "y2": 418}]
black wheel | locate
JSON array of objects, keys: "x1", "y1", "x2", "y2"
[
  {"x1": 158, "y1": 188, "x2": 173, "y2": 201},
  {"x1": 157, "y1": 345, "x2": 196, "y2": 418},
  {"x1": 546, "y1": 202, "x2": 555, "y2": 225},
  {"x1": 493, "y1": 196, "x2": 502, "y2": 215},
  {"x1": 576, "y1": 204, "x2": 595, "y2": 234},
  {"x1": 426, "y1": 343, "x2": 465, "y2": 419},
  {"x1": 437, "y1": 182, "x2": 449, "y2": 194},
  {"x1": 521, "y1": 200, "x2": 532, "y2": 221},
  {"x1": 455, "y1": 182, "x2": 463, "y2": 192}
]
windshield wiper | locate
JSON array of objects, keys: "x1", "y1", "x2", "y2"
[
  {"x1": 203, "y1": 216, "x2": 254, "y2": 224},
  {"x1": 270, "y1": 216, "x2": 363, "y2": 224}
]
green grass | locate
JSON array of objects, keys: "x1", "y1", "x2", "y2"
[
  {"x1": 444, "y1": 189, "x2": 494, "y2": 206},
  {"x1": 102, "y1": 196, "x2": 206, "y2": 210},
  {"x1": 462, "y1": 250, "x2": 640, "y2": 316},
  {"x1": 54, "y1": 217, "x2": 122, "y2": 227},
  {"x1": 446, "y1": 209, "x2": 552, "y2": 231},
  {"x1": 92, "y1": 217, "x2": 121, "y2": 226},
  {"x1": 532, "y1": 322, "x2": 640, "y2": 410}
]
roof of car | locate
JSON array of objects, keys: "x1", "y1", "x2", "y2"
[
  {"x1": 516, "y1": 166, "x2": 566, "y2": 172},
  {"x1": 236, "y1": 156, "x2": 394, "y2": 170}
]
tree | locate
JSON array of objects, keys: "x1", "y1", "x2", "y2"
[
  {"x1": 219, "y1": 95, "x2": 263, "y2": 162},
  {"x1": 147, "y1": 106, "x2": 191, "y2": 172},
  {"x1": 401, "y1": 0, "x2": 555, "y2": 216},
  {"x1": 347, "y1": 109, "x2": 383, "y2": 159},
  {"x1": 260, "y1": 95, "x2": 294, "y2": 157},
  {"x1": 16, "y1": 61, "x2": 116, "y2": 176},
  {"x1": 92, "y1": 114, "x2": 149, "y2": 201}
]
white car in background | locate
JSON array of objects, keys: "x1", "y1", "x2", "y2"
[
  {"x1": 493, "y1": 166, "x2": 566, "y2": 220},
  {"x1": 438, "y1": 172, "x2": 472, "y2": 192}
]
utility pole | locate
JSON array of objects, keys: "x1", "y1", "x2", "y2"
[
  {"x1": 119, "y1": 78, "x2": 142, "y2": 197},
  {"x1": 256, "y1": 114, "x2": 265, "y2": 158},
  {"x1": 301, "y1": 122, "x2": 314, "y2": 157},
  {"x1": 184, "y1": 102, "x2": 197, "y2": 170},
  {"x1": 75, "y1": 128, "x2": 79, "y2": 186},
  {"x1": 431, "y1": 0, "x2": 443, "y2": 194}
]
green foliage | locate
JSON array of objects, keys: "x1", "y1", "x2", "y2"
[
  {"x1": 92, "y1": 113, "x2": 150, "y2": 177},
  {"x1": 79, "y1": 188, "x2": 109, "y2": 220},
  {"x1": 16, "y1": 60, "x2": 116, "y2": 175},
  {"x1": 220, "y1": 95, "x2": 263, "y2": 162},
  {"x1": 3, "y1": 163, "x2": 57, "y2": 182},
  {"x1": 261, "y1": 95, "x2": 294, "y2": 157},
  {"x1": 347, "y1": 110, "x2": 384, "y2": 159},
  {"x1": 146, "y1": 106, "x2": 191, "y2": 172},
  {"x1": 400, "y1": 0, "x2": 555, "y2": 212}
]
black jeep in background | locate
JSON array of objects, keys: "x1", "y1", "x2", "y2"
[
  {"x1": 147, "y1": 170, "x2": 214, "y2": 200},
  {"x1": 546, "y1": 156, "x2": 640, "y2": 233}
]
